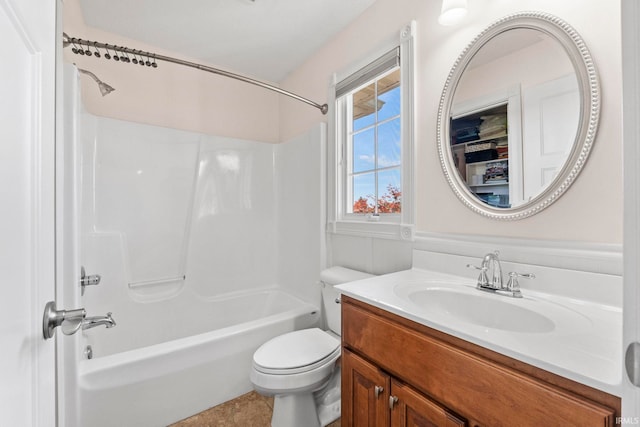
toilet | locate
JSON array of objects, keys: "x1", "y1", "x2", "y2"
[{"x1": 250, "y1": 266, "x2": 373, "y2": 427}]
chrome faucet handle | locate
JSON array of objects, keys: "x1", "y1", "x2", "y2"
[
  {"x1": 80, "y1": 266, "x2": 102, "y2": 295},
  {"x1": 506, "y1": 272, "x2": 535, "y2": 297},
  {"x1": 466, "y1": 264, "x2": 489, "y2": 287}
]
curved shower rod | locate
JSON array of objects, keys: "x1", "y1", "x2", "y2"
[{"x1": 63, "y1": 33, "x2": 329, "y2": 115}]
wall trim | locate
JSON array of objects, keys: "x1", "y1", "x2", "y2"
[
  {"x1": 414, "y1": 231, "x2": 622, "y2": 276},
  {"x1": 329, "y1": 221, "x2": 414, "y2": 241}
]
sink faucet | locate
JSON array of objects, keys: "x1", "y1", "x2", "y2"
[
  {"x1": 481, "y1": 251, "x2": 503, "y2": 290},
  {"x1": 81, "y1": 312, "x2": 116, "y2": 330},
  {"x1": 467, "y1": 251, "x2": 534, "y2": 298}
]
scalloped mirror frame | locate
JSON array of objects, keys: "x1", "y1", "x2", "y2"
[{"x1": 437, "y1": 12, "x2": 600, "y2": 220}]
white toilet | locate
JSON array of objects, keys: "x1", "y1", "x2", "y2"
[{"x1": 250, "y1": 266, "x2": 373, "y2": 427}]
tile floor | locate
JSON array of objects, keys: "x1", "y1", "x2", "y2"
[{"x1": 171, "y1": 391, "x2": 341, "y2": 427}]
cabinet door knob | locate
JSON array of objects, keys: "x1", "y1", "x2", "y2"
[
  {"x1": 389, "y1": 395, "x2": 398, "y2": 410},
  {"x1": 374, "y1": 385, "x2": 384, "y2": 398}
]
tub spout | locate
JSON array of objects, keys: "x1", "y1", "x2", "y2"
[{"x1": 82, "y1": 312, "x2": 116, "y2": 330}]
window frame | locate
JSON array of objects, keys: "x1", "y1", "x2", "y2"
[{"x1": 328, "y1": 22, "x2": 416, "y2": 240}]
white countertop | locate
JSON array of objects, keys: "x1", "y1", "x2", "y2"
[{"x1": 336, "y1": 267, "x2": 622, "y2": 397}]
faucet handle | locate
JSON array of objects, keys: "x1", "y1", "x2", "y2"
[
  {"x1": 506, "y1": 272, "x2": 535, "y2": 296},
  {"x1": 467, "y1": 264, "x2": 489, "y2": 287},
  {"x1": 466, "y1": 263, "x2": 486, "y2": 271}
]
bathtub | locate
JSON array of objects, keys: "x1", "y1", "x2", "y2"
[{"x1": 77, "y1": 288, "x2": 320, "y2": 427}]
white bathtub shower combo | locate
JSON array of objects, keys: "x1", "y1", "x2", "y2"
[{"x1": 62, "y1": 66, "x2": 329, "y2": 426}]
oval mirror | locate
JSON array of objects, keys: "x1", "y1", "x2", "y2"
[{"x1": 437, "y1": 12, "x2": 600, "y2": 220}]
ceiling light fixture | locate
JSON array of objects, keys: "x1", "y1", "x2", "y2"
[{"x1": 438, "y1": 0, "x2": 468, "y2": 26}]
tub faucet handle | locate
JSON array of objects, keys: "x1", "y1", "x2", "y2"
[
  {"x1": 81, "y1": 266, "x2": 102, "y2": 295},
  {"x1": 42, "y1": 301, "x2": 86, "y2": 339}
]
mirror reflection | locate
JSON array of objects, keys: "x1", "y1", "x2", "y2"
[{"x1": 449, "y1": 28, "x2": 580, "y2": 209}]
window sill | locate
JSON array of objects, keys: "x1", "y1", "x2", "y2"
[{"x1": 327, "y1": 220, "x2": 414, "y2": 241}]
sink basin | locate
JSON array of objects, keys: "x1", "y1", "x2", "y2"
[{"x1": 406, "y1": 287, "x2": 555, "y2": 333}]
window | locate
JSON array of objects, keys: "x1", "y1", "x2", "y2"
[
  {"x1": 348, "y1": 67, "x2": 402, "y2": 215},
  {"x1": 329, "y1": 23, "x2": 415, "y2": 240}
]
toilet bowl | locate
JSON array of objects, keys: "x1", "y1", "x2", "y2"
[{"x1": 250, "y1": 267, "x2": 373, "y2": 427}]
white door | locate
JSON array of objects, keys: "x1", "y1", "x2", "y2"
[
  {"x1": 0, "y1": 0, "x2": 57, "y2": 425},
  {"x1": 521, "y1": 74, "x2": 580, "y2": 201},
  {"x1": 623, "y1": 0, "x2": 640, "y2": 419}
]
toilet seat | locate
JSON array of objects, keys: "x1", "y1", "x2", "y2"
[{"x1": 253, "y1": 328, "x2": 340, "y2": 375}]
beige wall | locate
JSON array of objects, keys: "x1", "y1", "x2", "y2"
[
  {"x1": 280, "y1": 0, "x2": 622, "y2": 244},
  {"x1": 63, "y1": 0, "x2": 281, "y2": 143}
]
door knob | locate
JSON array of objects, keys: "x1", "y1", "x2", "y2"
[
  {"x1": 42, "y1": 301, "x2": 86, "y2": 340},
  {"x1": 626, "y1": 341, "x2": 640, "y2": 387}
]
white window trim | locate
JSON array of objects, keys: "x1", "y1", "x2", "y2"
[{"x1": 327, "y1": 21, "x2": 416, "y2": 241}]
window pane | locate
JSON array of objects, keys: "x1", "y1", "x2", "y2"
[
  {"x1": 377, "y1": 118, "x2": 401, "y2": 168},
  {"x1": 352, "y1": 173, "x2": 375, "y2": 213},
  {"x1": 353, "y1": 128, "x2": 375, "y2": 173},
  {"x1": 377, "y1": 168, "x2": 401, "y2": 213},
  {"x1": 377, "y1": 69, "x2": 401, "y2": 122},
  {"x1": 352, "y1": 82, "x2": 376, "y2": 131}
]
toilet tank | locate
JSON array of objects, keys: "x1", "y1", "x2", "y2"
[{"x1": 320, "y1": 267, "x2": 374, "y2": 335}]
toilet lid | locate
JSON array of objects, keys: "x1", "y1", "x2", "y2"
[{"x1": 253, "y1": 328, "x2": 340, "y2": 372}]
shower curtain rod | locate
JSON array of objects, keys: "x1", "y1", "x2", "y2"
[{"x1": 63, "y1": 33, "x2": 329, "y2": 115}]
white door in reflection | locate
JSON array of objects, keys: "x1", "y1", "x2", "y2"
[{"x1": 522, "y1": 74, "x2": 580, "y2": 202}]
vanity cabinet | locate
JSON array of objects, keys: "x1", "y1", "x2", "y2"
[
  {"x1": 343, "y1": 348, "x2": 466, "y2": 426},
  {"x1": 341, "y1": 296, "x2": 620, "y2": 427}
]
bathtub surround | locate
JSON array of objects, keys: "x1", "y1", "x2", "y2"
[
  {"x1": 82, "y1": 117, "x2": 199, "y2": 298},
  {"x1": 70, "y1": 74, "x2": 327, "y2": 424},
  {"x1": 79, "y1": 114, "x2": 326, "y2": 353}
]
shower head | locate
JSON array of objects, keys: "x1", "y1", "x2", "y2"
[
  {"x1": 97, "y1": 81, "x2": 116, "y2": 96},
  {"x1": 77, "y1": 67, "x2": 115, "y2": 96}
]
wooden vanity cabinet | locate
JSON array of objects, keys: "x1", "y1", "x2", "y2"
[
  {"x1": 343, "y1": 348, "x2": 466, "y2": 427},
  {"x1": 341, "y1": 296, "x2": 620, "y2": 427},
  {"x1": 342, "y1": 348, "x2": 389, "y2": 427}
]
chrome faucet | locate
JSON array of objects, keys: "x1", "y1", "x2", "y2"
[
  {"x1": 81, "y1": 312, "x2": 116, "y2": 330},
  {"x1": 467, "y1": 251, "x2": 535, "y2": 298},
  {"x1": 481, "y1": 251, "x2": 503, "y2": 290}
]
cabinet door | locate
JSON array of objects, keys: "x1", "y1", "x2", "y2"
[
  {"x1": 343, "y1": 349, "x2": 390, "y2": 427},
  {"x1": 390, "y1": 379, "x2": 466, "y2": 427}
]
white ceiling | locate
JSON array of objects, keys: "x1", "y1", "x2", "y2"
[{"x1": 79, "y1": 0, "x2": 377, "y2": 83}]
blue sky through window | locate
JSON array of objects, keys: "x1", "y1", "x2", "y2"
[{"x1": 350, "y1": 70, "x2": 401, "y2": 213}]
